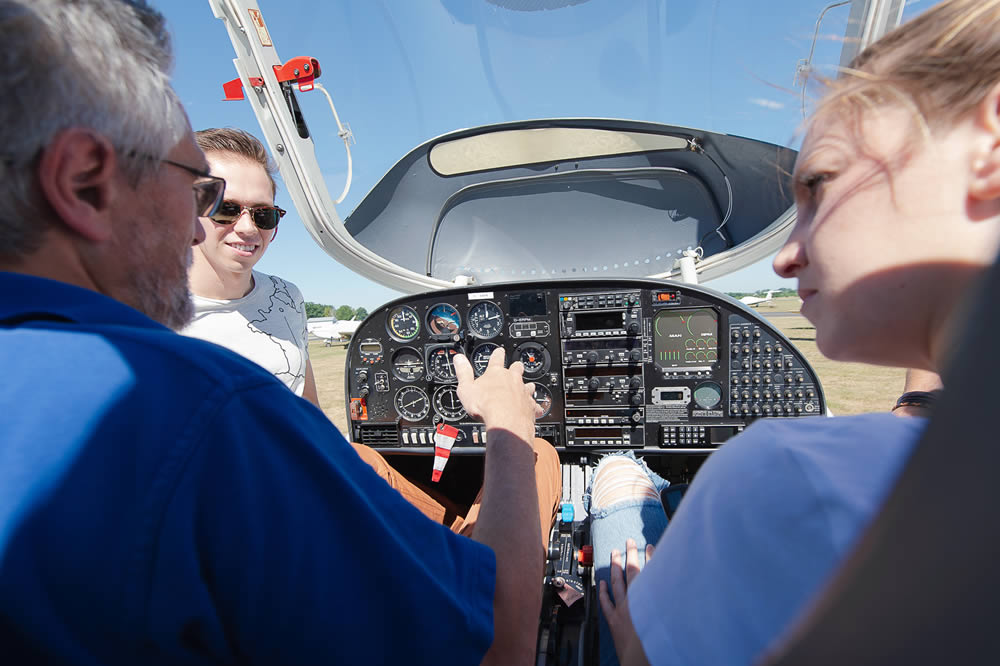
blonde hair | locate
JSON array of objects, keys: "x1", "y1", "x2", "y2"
[{"x1": 815, "y1": 0, "x2": 1000, "y2": 132}]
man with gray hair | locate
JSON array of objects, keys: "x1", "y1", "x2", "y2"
[{"x1": 0, "y1": 2, "x2": 544, "y2": 664}]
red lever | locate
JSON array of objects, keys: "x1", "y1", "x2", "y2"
[
  {"x1": 221, "y1": 56, "x2": 322, "y2": 101},
  {"x1": 577, "y1": 545, "x2": 593, "y2": 567}
]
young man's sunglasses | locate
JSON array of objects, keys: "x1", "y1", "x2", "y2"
[{"x1": 210, "y1": 201, "x2": 287, "y2": 230}]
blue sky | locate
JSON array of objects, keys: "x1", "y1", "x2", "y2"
[{"x1": 159, "y1": 0, "x2": 937, "y2": 309}]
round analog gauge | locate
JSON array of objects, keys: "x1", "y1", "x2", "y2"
[
  {"x1": 531, "y1": 383, "x2": 553, "y2": 418},
  {"x1": 426, "y1": 346, "x2": 459, "y2": 382},
  {"x1": 432, "y1": 385, "x2": 466, "y2": 421},
  {"x1": 472, "y1": 343, "x2": 500, "y2": 376},
  {"x1": 516, "y1": 342, "x2": 550, "y2": 379},
  {"x1": 394, "y1": 386, "x2": 430, "y2": 422},
  {"x1": 387, "y1": 305, "x2": 420, "y2": 341},
  {"x1": 693, "y1": 382, "x2": 722, "y2": 410},
  {"x1": 427, "y1": 303, "x2": 461, "y2": 337},
  {"x1": 391, "y1": 347, "x2": 424, "y2": 382},
  {"x1": 468, "y1": 301, "x2": 504, "y2": 339}
]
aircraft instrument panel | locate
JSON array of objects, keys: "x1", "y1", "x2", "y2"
[{"x1": 345, "y1": 279, "x2": 825, "y2": 454}]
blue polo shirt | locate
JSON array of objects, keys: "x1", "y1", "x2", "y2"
[{"x1": 0, "y1": 272, "x2": 494, "y2": 665}]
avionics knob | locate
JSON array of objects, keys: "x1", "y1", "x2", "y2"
[
  {"x1": 630, "y1": 393, "x2": 643, "y2": 406},
  {"x1": 631, "y1": 411, "x2": 642, "y2": 423},
  {"x1": 751, "y1": 405, "x2": 761, "y2": 415},
  {"x1": 765, "y1": 345, "x2": 773, "y2": 354},
  {"x1": 586, "y1": 351, "x2": 599, "y2": 363},
  {"x1": 732, "y1": 330, "x2": 741, "y2": 342},
  {"x1": 588, "y1": 377, "x2": 601, "y2": 391},
  {"x1": 742, "y1": 360, "x2": 750, "y2": 370},
  {"x1": 775, "y1": 344, "x2": 784, "y2": 353},
  {"x1": 630, "y1": 349, "x2": 642, "y2": 362},
  {"x1": 358, "y1": 386, "x2": 370, "y2": 398},
  {"x1": 753, "y1": 345, "x2": 761, "y2": 354},
  {"x1": 741, "y1": 390, "x2": 750, "y2": 400},
  {"x1": 773, "y1": 405, "x2": 783, "y2": 415},
  {"x1": 806, "y1": 389, "x2": 815, "y2": 399},
  {"x1": 795, "y1": 390, "x2": 804, "y2": 399},
  {"x1": 358, "y1": 369, "x2": 369, "y2": 382},
  {"x1": 627, "y1": 322, "x2": 640, "y2": 335},
  {"x1": 629, "y1": 376, "x2": 642, "y2": 389},
  {"x1": 752, "y1": 390, "x2": 760, "y2": 400},
  {"x1": 564, "y1": 353, "x2": 574, "y2": 364}
]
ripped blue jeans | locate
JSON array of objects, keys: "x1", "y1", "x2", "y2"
[{"x1": 584, "y1": 452, "x2": 671, "y2": 666}]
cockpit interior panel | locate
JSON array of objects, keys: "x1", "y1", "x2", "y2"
[{"x1": 346, "y1": 279, "x2": 825, "y2": 455}]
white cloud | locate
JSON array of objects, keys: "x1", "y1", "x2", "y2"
[{"x1": 749, "y1": 97, "x2": 785, "y2": 110}]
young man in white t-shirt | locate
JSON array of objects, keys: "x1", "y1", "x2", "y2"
[{"x1": 180, "y1": 127, "x2": 320, "y2": 406}]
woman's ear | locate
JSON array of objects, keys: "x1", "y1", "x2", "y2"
[{"x1": 36, "y1": 128, "x2": 119, "y2": 242}]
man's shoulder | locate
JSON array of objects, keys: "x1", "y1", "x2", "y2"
[{"x1": 253, "y1": 270, "x2": 304, "y2": 302}]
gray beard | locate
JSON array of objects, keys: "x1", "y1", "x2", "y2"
[{"x1": 129, "y1": 246, "x2": 195, "y2": 330}]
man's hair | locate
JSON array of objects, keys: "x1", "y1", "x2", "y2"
[
  {"x1": 0, "y1": 0, "x2": 188, "y2": 260},
  {"x1": 196, "y1": 127, "x2": 278, "y2": 197},
  {"x1": 815, "y1": 0, "x2": 1000, "y2": 134}
]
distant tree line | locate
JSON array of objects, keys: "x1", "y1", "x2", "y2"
[{"x1": 305, "y1": 302, "x2": 369, "y2": 321}]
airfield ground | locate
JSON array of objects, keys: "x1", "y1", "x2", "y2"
[{"x1": 310, "y1": 296, "x2": 907, "y2": 433}]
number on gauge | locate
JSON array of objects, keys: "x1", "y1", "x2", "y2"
[
  {"x1": 395, "y1": 386, "x2": 430, "y2": 422},
  {"x1": 427, "y1": 303, "x2": 461, "y2": 337},
  {"x1": 468, "y1": 301, "x2": 504, "y2": 339},
  {"x1": 387, "y1": 305, "x2": 420, "y2": 341},
  {"x1": 531, "y1": 383, "x2": 553, "y2": 418},
  {"x1": 472, "y1": 343, "x2": 500, "y2": 376},
  {"x1": 426, "y1": 345, "x2": 459, "y2": 382},
  {"x1": 516, "y1": 342, "x2": 550, "y2": 379},
  {"x1": 391, "y1": 347, "x2": 424, "y2": 382},
  {"x1": 433, "y1": 385, "x2": 466, "y2": 421}
]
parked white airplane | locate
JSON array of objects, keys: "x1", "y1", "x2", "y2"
[
  {"x1": 306, "y1": 316, "x2": 361, "y2": 345},
  {"x1": 739, "y1": 290, "x2": 775, "y2": 308}
]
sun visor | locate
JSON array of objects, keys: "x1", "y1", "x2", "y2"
[{"x1": 345, "y1": 119, "x2": 796, "y2": 285}]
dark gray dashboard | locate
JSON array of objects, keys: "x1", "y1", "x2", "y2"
[{"x1": 345, "y1": 279, "x2": 825, "y2": 454}]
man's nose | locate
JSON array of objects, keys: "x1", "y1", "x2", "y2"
[
  {"x1": 233, "y1": 208, "x2": 258, "y2": 234},
  {"x1": 192, "y1": 217, "x2": 206, "y2": 246}
]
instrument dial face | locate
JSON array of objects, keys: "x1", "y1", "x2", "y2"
[
  {"x1": 391, "y1": 347, "x2": 424, "y2": 382},
  {"x1": 387, "y1": 305, "x2": 420, "y2": 341},
  {"x1": 516, "y1": 342, "x2": 550, "y2": 379},
  {"x1": 432, "y1": 385, "x2": 466, "y2": 421},
  {"x1": 426, "y1": 346, "x2": 459, "y2": 383},
  {"x1": 394, "y1": 386, "x2": 430, "y2": 422},
  {"x1": 531, "y1": 383, "x2": 553, "y2": 418},
  {"x1": 427, "y1": 303, "x2": 461, "y2": 337},
  {"x1": 468, "y1": 301, "x2": 504, "y2": 339},
  {"x1": 472, "y1": 343, "x2": 500, "y2": 376},
  {"x1": 693, "y1": 382, "x2": 723, "y2": 410}
]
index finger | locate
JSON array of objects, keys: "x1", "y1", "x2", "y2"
[
  {"x1": 454, "y1": 352, "x2": 474, "y2": 385},
  {"x1": 486, "y1": 346, "x2": 507, "y2": 372}
]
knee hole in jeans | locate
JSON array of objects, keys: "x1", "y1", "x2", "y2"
[{"x1": 590, "y1": 457, "x2": 661, "y2": 511}]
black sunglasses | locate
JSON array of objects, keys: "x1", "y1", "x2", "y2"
[
  {"x1": 210, "y1": 201, "x2": 286, "y2": 231},
  {"x1": 161, "y1": 159, "x2": 226, "y2": 218}
]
